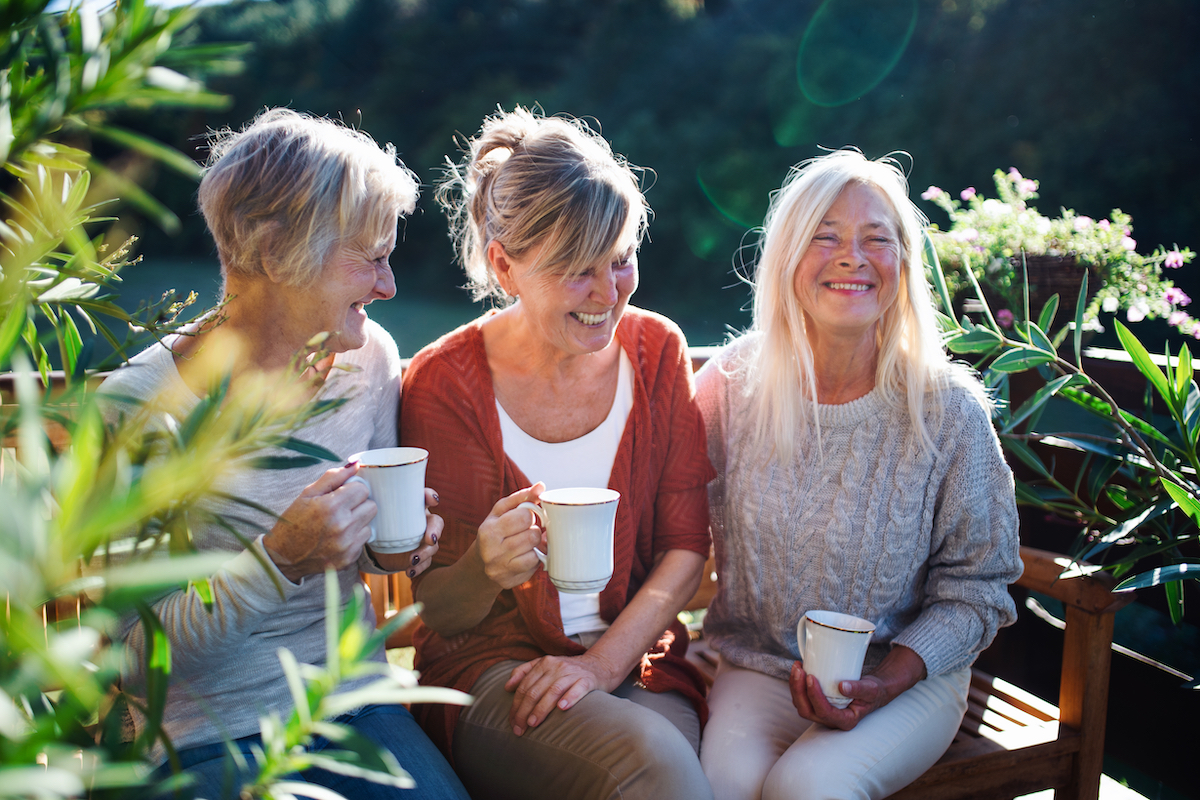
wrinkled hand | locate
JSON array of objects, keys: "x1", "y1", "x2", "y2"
[
  {"x1": 263, "y1": 463, "x2": 376, "y2": 582},
  {"x1": 788, "y1": 661, "x2": 891, "y2": 732},
  {"x1": 476, "y1": 483, "x2": 545, "y2": 590},
  {"x1": 368, "y1": 487, "x2": 445, "y2": 578},
  {"x1": 505, "y1": 652, "x2": 622, "y2": 736}
]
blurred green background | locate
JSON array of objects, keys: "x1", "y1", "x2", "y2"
[{"x1": 101, "y1": 0, "x2": 1198, "y2": 355}]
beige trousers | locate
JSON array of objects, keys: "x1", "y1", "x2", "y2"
[
  {"x1": 700, "y1": 657, "x2": 969, "y2": 800},
  {"x1": 452, "y1": 658, "x2": 713, "y2": 800}
]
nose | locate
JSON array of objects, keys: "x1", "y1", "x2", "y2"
[
  {"x1": 590, "y1": 265, "x2": 619, "y2": 305},
  {"x1": 374, "y1": 260, "x2": 396, "y2": 301},
  {"x1": 836, "y1": 238, "x2": 867, "y2": 269}
]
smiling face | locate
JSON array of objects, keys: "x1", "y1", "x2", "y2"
[
  {"x1": 302, "y1": 224, "x2": 398, "y2": 353},
  {"x1": 792, "y1": 182, "x2": 902, "y2": 348},
  {"x1": 492, "y1": 232, "x2": 640, "y2": 359}
]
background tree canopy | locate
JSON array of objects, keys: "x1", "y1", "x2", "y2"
[{"x1": 115, "y1": 0, "x2": 1198, "y2": 353}]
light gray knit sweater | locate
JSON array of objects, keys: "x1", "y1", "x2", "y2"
[
  {"x1": 696, "y1": 335, "x2": 1022, "y2": 681},
  {"x1": 99, "y1": 319, "x2": 401, "y2": 763}
]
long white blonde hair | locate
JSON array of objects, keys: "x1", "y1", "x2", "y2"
[{"x1": 741, "y1": 149, "x2": 982, "y2": 459}]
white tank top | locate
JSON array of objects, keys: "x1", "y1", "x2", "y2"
[{"x1": 496, "y1": 348, "x2": 634, "y2": 636}]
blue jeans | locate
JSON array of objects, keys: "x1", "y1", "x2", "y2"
[{"x1": 152, "y1": 704, "x2": 468, "y2": 799}]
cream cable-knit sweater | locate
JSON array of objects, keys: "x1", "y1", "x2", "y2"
[{"x1": 696, "y1": 335, "x2": 1022, "y2": 681}]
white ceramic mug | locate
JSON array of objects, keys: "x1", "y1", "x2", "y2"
[
  {"x1": 347, "y1": 447, "x2": 429, "y2": 553},
  {"x1": 796, "y1": 609, "x2": 876, "y2": 709},
  {"x1": 517, "y1": 487, "x2": 619, "y2": 594}
]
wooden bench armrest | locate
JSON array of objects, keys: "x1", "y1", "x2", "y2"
[{"x1": 1014, "y1": 545, "x2": 1135, "y2": 615}]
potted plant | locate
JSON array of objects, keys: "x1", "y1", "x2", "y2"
[
  {"x1": 923, "y1": 168, "x2": 1195, "y2": 336},
  {"x1": 928, "y1": 238, "x2": 1199, "y2": 635}
]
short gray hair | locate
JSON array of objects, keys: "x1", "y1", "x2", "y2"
[{"x1": 198, "y1": 108, "x2": 419, "y2": 288}]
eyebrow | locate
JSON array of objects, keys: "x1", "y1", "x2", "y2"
[{"x1": 817, "y1": 219, "x2": 894, "y2": 231}]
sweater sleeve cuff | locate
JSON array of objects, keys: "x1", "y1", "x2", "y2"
[
  {"x1": 223, "y1": 537, "x2": 305, "y2": 610},
  {"x1": 890, "y1": 604, "x2": 981, "y2": 678}
]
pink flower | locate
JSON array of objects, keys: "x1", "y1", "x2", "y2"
[
  {"x1": 1008, "y1": 167, "x2": 1024, "y2": 181},
  {"x1": 1098, "y1": 219, "x2": 1111, "y2": 231},
  {"x1": 1121, "y1": 236, "x2": 1137, "y2": 251},
  {"x1": 1126, "y1": 302, "x2": 1148, "y2": 323},
  {"x1": 949, "y1": 227, "x2": 979, "y2": 242},
  {"x1": 960, "y1": 187, "x2": 976, "y2": 201},
  {"x1": 1165, "y1": 249, "x2": 1185, "y2": 268},
  {"x1": 1170, "y1": 311, "x2": 1190, "y2": 327},
  {"x1": 1073, "y1": 216, "x2": 1093, "y2": 231},
  {"x1": 921, "y1": 186, "x2": 943, "y2": 201},
  {"x1": 1191, "y1": 322, "x2": 1200, "y2": 340},
  {"x1": 1166, "y1": 287, "x2": 1191, "y2": 306},
  {"x1": 1019, "y1": 179, "x2": 1038, "y2": 195},
  {"x1": 996, "y1": 309, "x2": 1014, "y2": 328}
]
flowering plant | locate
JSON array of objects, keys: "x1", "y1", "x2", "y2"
[{"x1": 922, "y1": 168, "x2": 1195, "y2": 335}]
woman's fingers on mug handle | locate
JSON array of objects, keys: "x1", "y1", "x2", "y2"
[
  {"x1": 303, "y1": 461, "x2": 361, "y2": 497},
  {"x1": 491, "y1": 482, "x2": 546, "y2": 520}
]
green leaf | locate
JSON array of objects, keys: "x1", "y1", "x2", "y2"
[
  {"x1": 1086, "y1": 456, "x2": 1123, "y2": 504},
  {"x1": 189, "y1": 577, "x2": 214, "y2": 610},
  {"x1": 1024, "y1": 321, "x2": 1056, "y2": 355},
  {"x1": 1037, "y1": 294, "x2": 1060, "y2": 336},
  {"x1": 1002, "y1": 374, "x2": 1085, "y2": 433},
  {"x1": 245, "y1": 454, "x2": 324, "y2": 471},
  {"x1": 89, "y1": 122, "x2": 202, "y2": 180},
  {"x1": 0, "y1": 298, "x2": 27, "y2": 368},
  {"x1": 1161, "y1": 479, "x2": 1200, "y2": 521},
  {"x1": 989, "y1": 347, "x2": 1056, "y2": 373},
  {"x1": 1166, "y1": 578, "x2": 1184, "y2": 625},
  {"x1": 946, "y1": 326, "x2": 1003, "y2": 354},
  {"x1": 1080, "y1": 500, "x2": 1175, "y2": 562},
  {"x1": 924, "y1": 231, "x2": 956, "y2": 320},
  {"x1": 1176, "y1": 344, "x2": 1193, "y2": 397},
  {"x1": 1114, "y1": 562, "x2": 1200, "y2": 591},
  {"x1": 134, "y1": 603, "x2": 171, "y2": 754},
  {"x1": 278, "y1": 436, "x2": 341, "y2": 463},
  {"x1": 1073, "y1": 268, "x2": 1088, "y2": 365},
  {"x1": 1115, "y1": 320, "x2": 1171, "y2": 404},
  {"x1": 1002, "y1": 439, "x2": 1054, "y2": 480},
  {"x1": 1116, "y1": 409, "x2": 1179, "y2": 453}
]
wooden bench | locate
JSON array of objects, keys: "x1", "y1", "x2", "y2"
[{"x1": 682, "y1": 546, "x2": 1133, "y2": 800}]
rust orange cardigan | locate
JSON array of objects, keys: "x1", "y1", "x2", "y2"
[{"x1": 400, "y1": 307, "x2": 716, "y2": 756}]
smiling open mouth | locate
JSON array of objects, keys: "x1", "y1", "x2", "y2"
[
  {"x1": 825, "y1": 282, "x2": 872, "y2": 292},
  {"x1": 572, "y1": 310, "x2": 611, "y2": 325}
]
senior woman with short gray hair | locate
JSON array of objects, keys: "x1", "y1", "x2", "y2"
[{"x1": 101, "y1": 108, "x2": 468, "y2": 800}]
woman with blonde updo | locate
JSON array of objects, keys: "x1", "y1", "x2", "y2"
[{"x1": 400, "y1": 107, "x2": 715, "y2": 800}]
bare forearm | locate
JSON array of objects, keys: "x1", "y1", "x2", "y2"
[
  {"x1": 413, "y1": 541, "x2": 503, "y2": 635},
  {"x1": 581, "y1": 548, "x2": 705, "y2": 687},
  {"x1": 870, "y1": 644, "x2": 928, "y2": 705}
]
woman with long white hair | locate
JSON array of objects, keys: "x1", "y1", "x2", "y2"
[{"x1": 696, "y1": 149, "x2": 1022, "y2": 800}]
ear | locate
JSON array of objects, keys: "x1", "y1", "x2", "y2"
[
  {"x1": 257, "y1": 223, "x2": 290, "y2": 285},
  {"x1": 487, "y1": 240, "x2": 517, "y2": 296}
]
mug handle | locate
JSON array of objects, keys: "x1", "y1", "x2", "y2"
[
  {"x1": 516, "y1": 501, "x2": 548, "y2": 565},
  {"x1": 347, "y1": 475, "x2": 377, "y2": 544}
]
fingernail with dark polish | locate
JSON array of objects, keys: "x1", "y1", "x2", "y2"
[
  {"x1": 412, "y1": 554, "x2": 420, "y2": 565},
  {"x1": 431, "y1": 490, "x2": 440, "y2": 503},
  {"x1": 431, "y1": 534, "x2": 438, "y2": 545},
  {"x1": 407, "y1": 569, "x2": 416, "y2": 578}
]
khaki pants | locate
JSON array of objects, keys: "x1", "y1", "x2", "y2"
[
  {"x1": 700, "y1": 657, "x2": 969, "y2": 800},
  {"x1": 452, "y1": 658, "x2": 713, "y2": 800}
]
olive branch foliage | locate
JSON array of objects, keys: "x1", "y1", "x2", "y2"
[
  {"x1": 1, "y1": 3, "x2": 466, "y2": 798},
  {"x1": 930, "y1": 238, "x2": 1200, "y2": 626}
]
